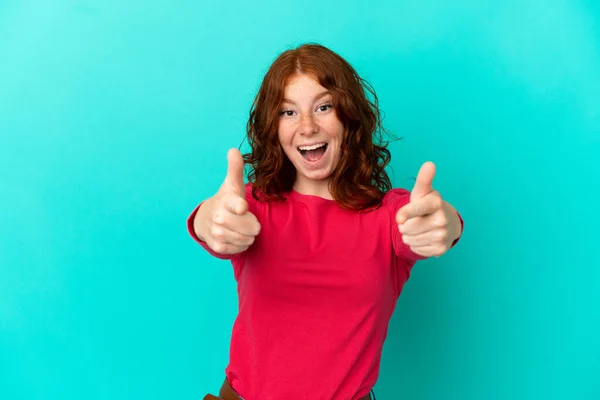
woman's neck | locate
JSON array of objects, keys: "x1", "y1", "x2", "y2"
[{"x1": 292, "y1": 178, "x2": 333, "y2": 200}]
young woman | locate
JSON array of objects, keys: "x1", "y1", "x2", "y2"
[{"x1": 188, "y1": 43, "x2": 464, "y2": 400}]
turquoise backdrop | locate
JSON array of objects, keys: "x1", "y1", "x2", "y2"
[{"x1": 1, "y1": 1, "x2": 599, "y2": 399}]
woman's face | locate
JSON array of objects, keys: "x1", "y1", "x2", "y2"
[{"x1": 277, "y1": 74, "x2": 344, "y2": 195}]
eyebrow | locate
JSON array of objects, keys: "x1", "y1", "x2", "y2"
[{"x1": 282, "y1": 90, "x2": 331, "y2": 105}]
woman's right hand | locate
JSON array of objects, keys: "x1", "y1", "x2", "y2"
[{"x1": 194, "y1": 149, "x2": 261, "y2": 255}]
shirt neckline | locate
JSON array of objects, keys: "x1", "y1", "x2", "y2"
[{"x1": 288, "y1": 189, "x2": 336, "y2": 203}]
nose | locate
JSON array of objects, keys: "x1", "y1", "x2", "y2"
[{"x1": 299, "y1": 114, "x2": 319, "y2": 136}]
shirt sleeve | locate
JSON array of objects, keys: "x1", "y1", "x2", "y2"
[{"x1": 186, "y1": 182, "x2": 258, "y2": 261}]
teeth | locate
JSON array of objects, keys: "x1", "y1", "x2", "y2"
[{"x1": 298, "y1": 143, "x2": 326, "y2": 151}]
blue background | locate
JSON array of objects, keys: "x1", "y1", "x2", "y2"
[{"x1": 1, "y1": 1, "x2": 599, "y2": 399}]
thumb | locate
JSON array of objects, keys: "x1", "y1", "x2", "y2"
[
  {"x1": 224, "y1": 148, "x2": 245, "y2": 196},
  {"x1": 410, "y1": 161, "x2": 436, "y2": 202}
]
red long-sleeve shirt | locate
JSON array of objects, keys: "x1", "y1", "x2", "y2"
[{"x1": 188, "y1": 183, "x2": 462, "y2": 399}]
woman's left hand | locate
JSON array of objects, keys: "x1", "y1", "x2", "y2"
[{"x1": 395, "y1": 162, "x2": 462, "y2": 258}]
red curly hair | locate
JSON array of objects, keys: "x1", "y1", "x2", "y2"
[{"x1": 242, "y1": 43, "x2": 394, "y2": 211}]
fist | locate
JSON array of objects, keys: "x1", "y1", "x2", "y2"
[
  {"x1": 204, "y1": 149, "x2": 261, "y2": 255},
  {"x1": 395, "y1": 162, "x2": 461, "y2": 258}
]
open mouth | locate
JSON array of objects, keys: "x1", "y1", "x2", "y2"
[{"x1": 297, "y1": 142, "x2": 328, "y2": 162}]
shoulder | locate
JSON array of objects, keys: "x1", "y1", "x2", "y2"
[
  {"x1": 243, "y1": 181, "x2": 269, "y2": 203},
  {"x1": 381, "y1": 188, "x2": 411, "y2": 212},
  {"x1": 242, "y1": 182, "x2": 261, "y2": 213},
  {"x1": 243, "y1": 181, "x2": 254, "y2": 197},
  {"x1": 242, "y1": 182, "x2": 275, "y2": 212}
]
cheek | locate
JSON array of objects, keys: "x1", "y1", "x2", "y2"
[
  {"x1": 327, "y1": 127, "x2": 344, "y2": 144},
  {"x1": 323, "y1": 116, "x2": 344, "y2": 139},
  {"x1": 277, "y1": 123, "x2": 294, "y2": 146}
]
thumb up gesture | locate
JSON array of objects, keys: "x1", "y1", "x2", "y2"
[
  {"x1": 395, "y1": 162, "x2": 462, "y2": 258},
  {"x1": 201, "y1": 149, "x2": 261, "y2": 255}
]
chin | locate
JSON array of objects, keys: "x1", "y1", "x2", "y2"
[{"x1": 299, "y1": 166, "x2": 333, "y2": 181}]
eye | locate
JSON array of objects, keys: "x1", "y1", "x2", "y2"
[
  {"x1": 279, "y1": 109, "x2": 295, "y2": 117},
  {"x1": 317, "y1": 104, "x2": 333, "y2": 112}
]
